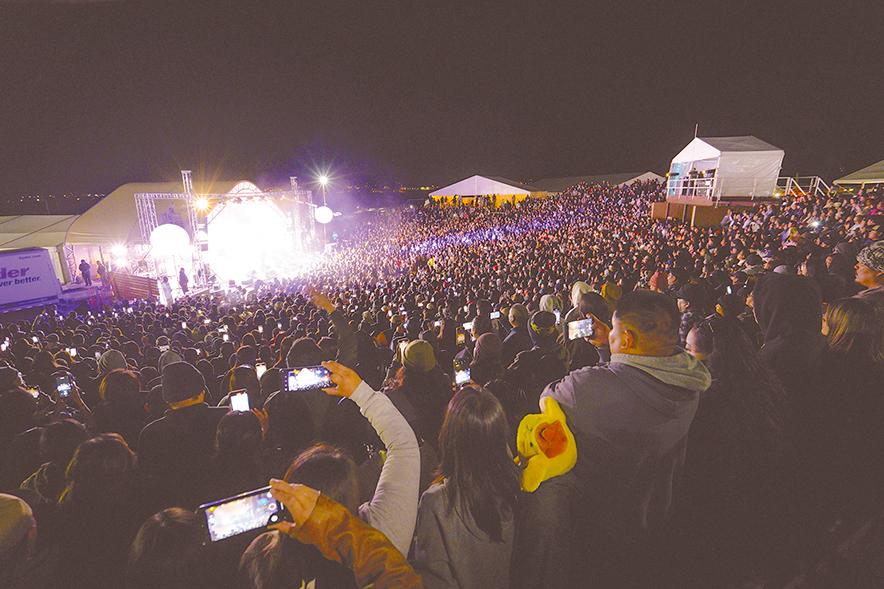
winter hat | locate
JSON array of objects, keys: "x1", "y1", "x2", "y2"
[
  {"x1": 745, "y1": 253, "x2": 764, "y2": 266},
  {"x1": 539, "y1": 294, "x2": 562, "y2": 313},
  {"x1": 676, "y1": 283, "x2": 706, "y2": 307},
  {"x1": 403, "y1": 340, "x2": 436, "y2": 373},
  {"x1": 857, "y1": 240, "x2": 884, "y2": 272},
  {"x1": 157, "y1": 350, "x2": 183, "y2": 374},
  {"x1": 473, "y1": 333, "x2": 503, "y2": 364},
  {"x1": 529, "y1": 311, "x2": 558, "y2": 340},
  {"x1": 161, "y1": 361, "x2": 206, "y2": 404},
  {"x1": 600, "y1": 283, "x2": 623, "y2": 308},
  {"x1": 98, "y1": 349, "x2": 127, "y2": 375},
  {"x1": 0, "y1": 493, "x2": 35, "y2": 557},
  {"x1": 570, "y1": 282, "x2": 591, "y2": 307}
]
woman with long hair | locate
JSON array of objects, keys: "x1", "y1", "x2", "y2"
[
  {"x1": 677, "y1": 315, "x2": 791, "y2": 586},
  {"x1": 819, "y1": 297, "x2": 884, "y2": 518},
  {"x1": 413, "y1": 385, "x2": 520, "y2": 589},
  {"x1": 49, "y1": 434, "x2": 149, "y2": 589}
]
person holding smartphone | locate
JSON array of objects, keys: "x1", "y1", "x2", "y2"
[
  {"x1": 561, "y1": 291, "x2": 615, "y2": 372},
  {"x1": 285, "y1": 360, "x2": 420, "y2": 558}
]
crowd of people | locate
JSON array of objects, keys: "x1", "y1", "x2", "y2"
[{"x1": 0, "y1": 178, "x2": 883, "y2": 588}]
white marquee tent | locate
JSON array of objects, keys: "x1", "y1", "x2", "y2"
[
  {"x1": 0, "y1": 215, "x2": 79, "y2": 283},
  {"x1": 429, "y1": 175, "x2": 537, "y2": 206},
  {"x1": 834, "y1": 158, "x2": 884, "y2": 186},
  {"x1": 667, "y1": 136, "x2": 784, "y2": 200}
]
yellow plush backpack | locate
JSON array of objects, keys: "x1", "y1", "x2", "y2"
[{"x1": 516, "y1": 397, "x2": 577, "y2": 492}]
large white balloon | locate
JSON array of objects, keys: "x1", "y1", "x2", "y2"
[
  {"x1": 315, "y1": 206, "x2": 334, "y2": 224},
  {"x1": 150, "y1": 224, "x2": 190, "y2": 257}
]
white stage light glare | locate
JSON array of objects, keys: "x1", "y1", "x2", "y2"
[
  {"x1": 150, "y1": 224, "x2": 190, "y2": 257},
  {"x1": 111, "y1": 245, "x2": 127, "y2": 258},
  {"x1": 315, "y1": 206, "x2": 334, "y2": 224},
  {"x1": 207, "y1": 200, "x2": 303, "y2": 282},
  {"x1": 318, "y1": 175, "x2": 329, "y2": 186},
  {"x1": 194, "y1": 197, "x2": 210, "y2": 211}
]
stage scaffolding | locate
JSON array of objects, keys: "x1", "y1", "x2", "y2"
[{"x1": 134, "y1": 172, "x2": 313, "y2": 284}]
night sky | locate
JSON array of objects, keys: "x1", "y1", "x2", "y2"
[{"x1": 2, "y1": 0, "x2": 883, "y2": 202}]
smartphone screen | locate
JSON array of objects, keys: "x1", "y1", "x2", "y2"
[
  {"x1": 95, "y1": 351, "x2": 102, "y2": 360},
  {"x1": 31, "y1": 336, "x2": 39, "y2": 343},
  {"x1": 455, "y1": 368, "x2": 471, "y2": 386},
  {"x1": 69, "y1": 348, "x2": 78, "y2": 357},
  {"x1": 230, "y1": 391, "x2": 250, "y2": 412},
  {"x1": 566, "y1": 317, "x2": 595, "y2": 341},
  {"x1": 554, "y1": 310, "x2": 561, "y2": 325},
  {"x1": 55, "y1": 374, "x2": 72, "y2": 398},
  {"x1": 433, "y1": 320, "x2": 442, "y2": 328},
  {"x1": 27, "y1": 388, "x2": 40, "y2": 399},
  {"x1": 490, "y1": 311, "x2": 500, "y2": 320},
  {"x1": 223, "y1": 334, "x2": 229, "y2": 342},
  {"x1": 280, "y1": 366, "x2": 335, "y2": 392},
  {"x1": 182, "y1": 322, "x2": 187, "y2": 329},
  {"x1": 456, "y1": 331, "x2": 466, "y2": 346},
  {"x1": 199, "y1": 487, "x2": 283, "y2": 542},
  {"x1": 255, "y1": 363, "x2": 267, "y2": 378},
  {"x1": 204, "y1": 318, "x2": 211, "y2": 325},
  {"x1": 257, "y1": 325, "x2": 264, "y2": 333},
  {"x1": 277, "y1": 323, "x2": 282, "y2": 330}
]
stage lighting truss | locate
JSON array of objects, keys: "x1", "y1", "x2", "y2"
[{"x1": 134, "y1": 172, "x2": 314, "y2": 282}]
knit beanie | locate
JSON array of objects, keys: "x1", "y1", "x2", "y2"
[
  {"x1": 161, "y1": 361, "x2": 206, "y2": 404},
  {"x1": 98, "y1": 350, "x2": 127, "y2": 375},
  {"x1": 403, "y1": 340, "x2": 436, "y2": 373},
  {"x1": 857, "y1": 240, "x2": 884, "y2": 272},
  {"x1": 0, "y1": 493, "x2": 35, "y2": 557},
  {"x1": 157, "y1": 350, "x2": 183, "y2": 374},
  {"x1": 473, "y1": 333, "x2": 503, "y2": 364}
]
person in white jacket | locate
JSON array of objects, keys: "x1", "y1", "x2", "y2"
[{"x1": 284, "y1": 360, "x2": 420, "y2": 557}]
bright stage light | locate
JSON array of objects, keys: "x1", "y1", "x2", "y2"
[
  {"x1": 315, "y1": 206, "x2": 334, "y2": 224},
  {"x1": 111, "y1": 245, "x2": 127, "y2": 258},
  {"x1": 149, "y1": 224, "x2": 190, "y2": 257},
  {"x1": 194, "y1": 197, "x2": 210, "y2": 211},
  {"x1": 207, "y1": 200, "x2": 306, "y2": 282},
  {"x1": 318, "y1": 175, "x2": 329, "y2": 186}
]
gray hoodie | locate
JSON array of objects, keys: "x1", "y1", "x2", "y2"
[{"x1": 541, "y1": 350, "x2": 711, "y2": 533}]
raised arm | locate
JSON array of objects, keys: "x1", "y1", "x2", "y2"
[
  {"x1": 322, "y1": 361, "x2": 420, "y2": 556},
  {"x1": 270, "y1": 480, "x2": 423, "y2": 589}
]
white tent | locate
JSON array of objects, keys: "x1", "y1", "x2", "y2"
[
  {"x1": 429, "y1": 175, "x2": 537, "y2": 207},
  {"x1": 667, "y1": 136, "x2": 784, "y2": 200},
  {"x1": 0, "y1": 215, "x2": 79, "y2": 283},
  {"x1": 834, "y1": 158, "x2": 884, "y2": 186}
]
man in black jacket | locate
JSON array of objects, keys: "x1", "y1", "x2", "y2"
[{"x1": 138, "y1": 361, "x2": 228, "y2": 510}]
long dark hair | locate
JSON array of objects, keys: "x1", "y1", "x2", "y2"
[
  {"x1": 437, "y1": 385, "x2": 520, "y2": 542},
  {"x1": 702, "y1": 316, "x2": 788, "y2": 453}
]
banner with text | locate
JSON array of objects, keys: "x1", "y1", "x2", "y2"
[{"x1": 0, "y1": 249, "x2": 63, "y2": 311}]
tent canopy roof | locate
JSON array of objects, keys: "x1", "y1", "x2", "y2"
[
  {"x1": 0, "y1": 215, "x2": 79, "y2": 251},
  {"x1": 672, "y1": 136, "x2": 783, "y2": 164},
  {"x1": 65, "y1": 180, "x2": 249, "y2": 246},
  {"x1": 532, "y1": 172, "x2": 664, "y2": 194},
  {"x1": 834, "y1": 158, "x2": 884, "y2": 185},
  {"x1": 429, "y1": 175, "x2": 536, "y2": 197}
]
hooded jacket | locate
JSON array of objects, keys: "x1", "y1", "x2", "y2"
[
  {"x1": 541, "y1": 350, "x2": 711, "y2": 534},
  {"x1": 753, "y1": 273, "x2": 826, "y2": 396}
]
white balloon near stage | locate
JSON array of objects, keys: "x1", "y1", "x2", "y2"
[
  {"x1": 149, "y1": 224, "x2": 190, "y2": 258},
  {"x1": 315, "y1": 206, "x2": 334, "y2": 224}
]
